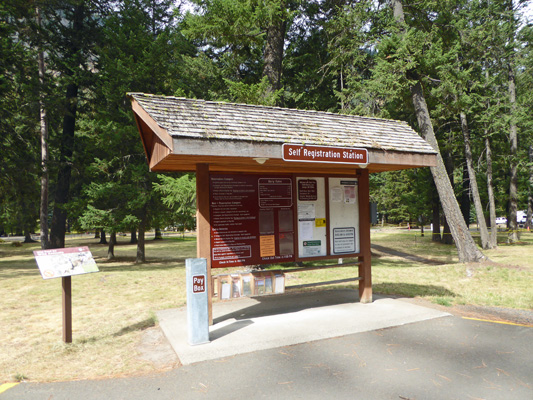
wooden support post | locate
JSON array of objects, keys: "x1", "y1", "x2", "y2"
[
  {"x1": 62, "y1": 276, "x2": 72, "y2": 343},
  {"x1": 358, "y1": 169, "x2": 372, "y2": 303},
  {"x1": 196, "y1": 163, "x2": 213, "y2": 325}
]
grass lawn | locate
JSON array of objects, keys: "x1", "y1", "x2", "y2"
[{"x1": 0, "y1": 229, "x2": 531, "y2": 383}]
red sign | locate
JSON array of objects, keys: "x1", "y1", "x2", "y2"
[
  {"x1": 282, "y1": 144, "x2": 368, "y2": 164},
  {"x1": 298, "y1": 179, "x2": 318, "y2": 201},
  {"x1": 192, "y1": 275, "x2": 206, "y2": 293},
  {"x1": 210, "y1": 174, "x2": 295, "y2": 268}
]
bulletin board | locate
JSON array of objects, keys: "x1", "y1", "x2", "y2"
[
  {"x1": 210, "y1": 174, "x2": 295, "y2": 268},
  {"x1": 328, "y1": 177, "x2": 360, "y2": 255},
  {"x1": 296, "y1": 177, "x2": 327, "y2": 258},
  {"x1": 209, "y1": 173, "x2": 361, "y2": 268}
]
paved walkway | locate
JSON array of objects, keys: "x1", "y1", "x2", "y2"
[
  {"x1": 2, "y1": 290, "x2": 532, "y2": 400},
  {"x1": 157, "y1": 290, "x2": 449, "y2": 365}
]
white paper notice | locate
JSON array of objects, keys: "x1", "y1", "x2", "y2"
[
  {"x1": 299, "y1": 220, "x2": 314, "y2": 240},
  {"x1": 298, "y1": 203, "x2": 316, "y2": 219},
  {"x1": 275, "y1": 275, "x2": 285, "y2": 293},
  {"x1": 344, "y1": 186, "x2": 356, "y2": 204},
  {"x1": 331, "y1": 186, "x2": 343, "y2": 203},
  {"x1": 221, "y1": 283, "x2": 231, "y2": 299}
]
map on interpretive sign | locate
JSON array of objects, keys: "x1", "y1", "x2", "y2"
[{"x1": 34, "y1": 246, "x2": 99, "y2": 280}]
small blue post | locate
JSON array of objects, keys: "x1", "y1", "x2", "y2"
[{"x1": 186, "y1": 258, "x2": 210, "y2": 345}]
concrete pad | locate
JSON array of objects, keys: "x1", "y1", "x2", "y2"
[{"x1": 157, "y1": 290, "x2": 450, "y2": 365}]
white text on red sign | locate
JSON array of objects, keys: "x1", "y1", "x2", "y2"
[
  {"x1": 193, "y1": 275, "x2": 206, "y2": 293},
  {"x1": 282, "y1": 144, "x2": 368, "y2": 164}
]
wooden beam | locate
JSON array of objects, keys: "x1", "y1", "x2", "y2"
[
  {"x1": 357, "y1": 169, "x2": 372, "y2": 303},
  {"x1": 171, "y1": 138, "x2": 437, "y2": 168},
  {"x1": 131, "y1": 98, "x2": 174, "y2": 150},
  {"x1": 196, "y1": 164, "x2": 212, "y2": 325},
  {"x1": 148, "y1": 135, "x2": 171, "y2": 170},
  {"x1": 149, "y1": 140, "x2": 437, "y2": 173}
]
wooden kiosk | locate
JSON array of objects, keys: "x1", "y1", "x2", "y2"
[{"x1": 128, "y1": 93, "x2": 437, "y2": 322}]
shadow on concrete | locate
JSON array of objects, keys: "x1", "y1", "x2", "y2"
[
  {"x1": 210, "y1": 319, "x2": 255, "y2": 341},
  {"x1": 213, "y1": 289, "x2": 361, "y2": 324}
]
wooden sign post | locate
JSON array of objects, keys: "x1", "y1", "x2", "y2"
[
  {"x1": 33, "y1": 246, "x2": 99, "y2": 343},
  {"x1": 62, "y1": 276, "x2": 72, "y2": 343}
]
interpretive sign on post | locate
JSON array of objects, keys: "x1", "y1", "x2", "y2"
[
  {"x1": 33, "y1": 246, "x2": 99, "y2": 343},
  {"x1": 34, "y1": 247, "x2": 99, "y2": 279}
]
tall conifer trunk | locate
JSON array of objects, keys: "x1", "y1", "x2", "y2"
[
  {"x1": 507, "y1": 63, "x2": 519, "y2": 243},
  {"x1": 432, "y1": 184, "x2": 441, "y2": 242},
  {"x1": 36, "y1": 6, "x2": 49, "y2": 250},
  {"x1": 50, "y1": 81, "x2": 78, "y2": 248},
  {"x1": 460, "y1": 112, "x2": 493, "y2": 249},
  {"x1": 461, "y1": 161, "x2": 470, "y2": 228},
  {"x1": 392, "y1": 0, "x2": 485, "y2": 262},
  {"x1": 485, "y1": 136, "x2": 498, "y2": 247},
  {"x1": 49, "y1": 2, "x2": 85, "y2": 249},
  {"x1": 527, "y1": 145, "x2": 533, "y2": 230},
  {"x1": 262, "y1": 1, "x2": 287, "y2": 97}
]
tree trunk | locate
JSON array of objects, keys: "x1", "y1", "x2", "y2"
[
  {"x1": 99, "y1": 229, "x2": 107, "y2": 244},
  {"x1": 130, "y1": 229, "x2": 137, "y2": 244},
  {"x1": 485, "y1": 136, "x2": 498, "y2": 247},
  {"x1": 94, "y1": 230, "x2": 100, "y2": 239},
  {"x1": 460, "y1": 111, "x2": 493, "y2": 249},
  {"x1": 24, "y1": 230, "x2": 36, "y2": 243},
  {"x1": 507, "y1": 63, "x2": 519, "y2": 243},
  {"x1": 49, "y1": 2, "x2": 86, "y2": 249},
  {"x1": 442, "y1": 151, "x2": 455, "y2": 245},
  {"x1": 154, "y1": 227, "x2": 162, "y2": 240},
  {"x1": 410, "y1": 82, "x2": 485, "y2": 262},
  {"x1": 432, "y1": 185, "x2": 441, "y2": 242},
  {"x1": 136, "y1": 217, "x2": 146, "y2": 264},
  {"x1": 392, "y1": 0, "x2": 485, "y2": 262},
  {"x1": 49, "y1": 81, "x2": 78, "y2": 249},
  {"x1": 37, "y1": 6, "x2": 49, "y2": 250},
  {"x1": 461, "y1": 161, "x2": 470, "y2": 227},
  {"x1": 107, "y1": 231, "x2": 116, "y2": 260},
  {"x1": 262, "y1": 4, "x2": 286, "y2": 95},
  {"x1": 527, "y1": 145, "x2": 533, "y2": 231}
]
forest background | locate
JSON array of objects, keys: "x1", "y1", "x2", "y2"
[{"x1": 1, "y1": 0, "x2": 532, "y2": 261}]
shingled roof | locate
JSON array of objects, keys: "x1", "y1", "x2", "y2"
[{"x1": 128, "y1": 93, "x2": 437, "y2": 173}]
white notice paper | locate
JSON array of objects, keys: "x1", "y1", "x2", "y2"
[
  {"x1": 344, "y1": 186, "x2": 356, "y2": 204},
  {"x1": 331, "y1": 186, "x2": 343, "y2": 203},
  {"x1": 299, "y1": 220, "x2": 314, "y2": 240},
  {"x1": 298, "y1": 203, "x2": 315, "y2": 219},
  {"x1": 275, "y1": 275, "x2": 285, "y2": 293}
]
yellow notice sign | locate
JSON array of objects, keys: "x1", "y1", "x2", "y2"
[
  {"x1": 315, "y1": 218, "x2": 326, "y2": 227},
  {"x1": 260, "y1": 235, "x2": 276, "y2": 257}
]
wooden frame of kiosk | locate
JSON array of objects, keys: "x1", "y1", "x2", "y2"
[{"x1": 128, "y1": 93, "x2": 437, "y2": 324}]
